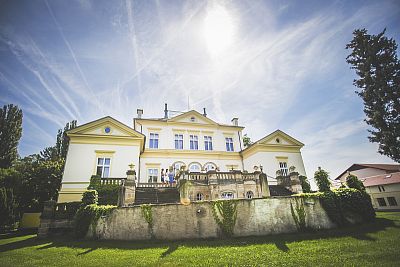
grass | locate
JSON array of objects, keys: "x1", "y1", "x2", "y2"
[{"x1": 0, "y1": 212, "x2": 400, "y2": 266}]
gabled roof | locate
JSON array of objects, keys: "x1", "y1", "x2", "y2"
[
  {"x1": 135, "y1": 110, "x2": 244, "y2": 128},
  {"x1": 68, "y1": 116, "x2": 145, "y2": 138},
  {"x1": 241, "y1": 129, "x2": 304, "y2": 153},
  {"x1": 168, "y1": 110, "x2": 219, "y2": 125},
  {"x1": 362, "y1": 172, "x2": 400, "y2": 187},
  {"x1": 335, "y1": 163, "x2": 400, "y2": 180}
]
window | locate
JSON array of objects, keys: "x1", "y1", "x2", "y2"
[
  {"x1": 279, "y1": 162, "x2": 288, "y2": 176},
  {"x1": 173, "y1": 161, "x2": 186, "y2": 176},
  {"x1": 148, "y1": 168, "x2": 159, "y2": 183},
  {"x1": 149, "y1": 133, "x2": 159, "y2": 149},
  {"x1": 204, "y1": 162, "x2": 217, "y2": 172},
  {"x1": 221, "y1": 192, "x2": 234, "y2": 199},
  {"x1": 387, "y1": 197, "x2": 398, "y2": 206},
  {"x1": 190, "y1": 135, "x2": 199, "y2": 150},
  {"x1": 196, "y1": 193, "x2": 204, "y2": 201},
  {"x1": 246, "y1": 191, "x2": 254, "y2": 199},
  {"x1": 377, "y1": 198, "x2": 387, "y2": 207},
  {"x1": 378, "y1": 186, "x2": 386, "y2": 192},
  {"x1": 225, "y1": 137, "x2": 234, "y2": 152},
  {"x1": 174, "y1": 134, "x2": 184, "y2": 150},
  {"x1": 204, "y1": 136, "x2": 213, "y2": 151},
  {"x1": 104, "y1": 127, "x2": 111, "y2": 134},
  {"x1": 96, "y1": 157, "x2": 111, "y2": 178},
  {"x1": 189, "y1": 163, "x2": 201, "y2": 172}
]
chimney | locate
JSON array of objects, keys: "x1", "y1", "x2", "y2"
[
  {"x1": 203, "y1": 108, "x2": 207, "y2": 117},
  {"x1": 137, "y1": 109, "x2": 143, "y2": 119},
  {"x1": 231, "y1": 117, "x2": 238, "y2": 126},
  {"x1": 164, "y1": 103, "x2": 168, "y2": 119}
]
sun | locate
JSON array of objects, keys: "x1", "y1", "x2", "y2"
[{"x1": 203, "y1": 4, "x2": 234, "y2": 57}]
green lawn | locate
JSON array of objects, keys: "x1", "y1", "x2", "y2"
[{"x1": 1, "y1": 212, "x2": 400, "y2": 266}]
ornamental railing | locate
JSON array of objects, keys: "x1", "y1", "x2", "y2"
[
  {"x1": 101, "y1": 177, "x2": 126, "y2": 185},
  {"x1": 137, "y1": 182, "x2": 176, "y2": 188},
  {"x1": 180, "y1": 171, "x2": 261, "y2": 182}
]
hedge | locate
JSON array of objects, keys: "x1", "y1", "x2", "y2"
[{"x1": 296, "y1": 188, "x2": 375, "y2": 226}]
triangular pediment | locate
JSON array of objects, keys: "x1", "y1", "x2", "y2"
[
  {"x1": 67, "y1": 116, "x2": 144, "y2": 138},
  {"x1": 168, "y1": 110, "x2": 219, "y2": 125},
  {"x1": 257, "y1": 130, "x2": 304, "y2": 147}
]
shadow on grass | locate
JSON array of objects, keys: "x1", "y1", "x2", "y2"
[{"x1": 0, "y1": 216, "x2": 398, "y2": 256}]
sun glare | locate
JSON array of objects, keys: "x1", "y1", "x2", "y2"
[{"x1": 203, "y1": 4, "x2": 234, "y2": 57}]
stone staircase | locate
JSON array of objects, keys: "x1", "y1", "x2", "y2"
[{"x1": 135, "y1": 187, "x2": 180, "y2": 204}]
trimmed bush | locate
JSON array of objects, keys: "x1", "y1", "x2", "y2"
[
  {"x1": 346, "y1": 174, "x2": 366, "y2": 191},
  {"x1": 314, "y1": 167, "x2": 331, "y2": 192},
  {"x1": 82, "y1": 190, "x2": 98, "y2": 206},
  {"x1": 97, "y1": 185, "x2": 119, "y2": 205},
  {"x1": 88, "y1": 175, "x2": 101, "y2": 189},
  {"x1": 74, "y1": 204, "x2": 116, "y2": 239},
  {"x1": 299, "y1": 175, "x2": 311, "y2": 193}
]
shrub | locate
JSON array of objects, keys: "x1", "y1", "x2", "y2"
[
  {"x1": 82, "y1": 190, "x2": 98, "y2": 206},
  {"x1": 299, "y1": 175, "x2": 311, "y2": 193},
  {"x1": 314, "y1": 167, "x2": 331, "y2": 192},
  {"x1": 97, "y1": 185, "x2": 120, "y2": 205},
  {"x1": 0, "y1": 187, "x2": 17, "y2": 229},
  {"x1": 346, "y1": 174, "x2": 366, "y2": 191},
  {"x1": 88, "y1": 175, "x2": 101, "y2": 189},
  {"x1": 74, "y1": 204, "x2": 116, "y2": 239},
  {"x1": 297, "y1": 188, "x2": 375, "y2": 226}
]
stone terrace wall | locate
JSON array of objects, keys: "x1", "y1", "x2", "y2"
[{"x1": 88, "y1": 197, "x2": 335, "y2": 240}]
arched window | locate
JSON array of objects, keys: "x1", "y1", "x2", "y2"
[
  {"x1": 172, "y1": 161, "x2": 186, "y2": 176},
  {"x1": 204, "y1": 162, "x2": 217, "y2": 172},
  {"x1": 246, "y1": 191, "x2": 254, "y2": 199},
  {"x1": 221, "y1": 192, "x2": 234, "y2": 199},
  {"x1": 188, "y1": 162, "x2": 201, "y2": 173},
  {"x1": 196, "y1": 193, "x2": 204, "y2": 201}
]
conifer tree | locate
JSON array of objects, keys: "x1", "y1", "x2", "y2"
[
  {"x1": 0, "y1": 104, "x2": 23, "y2": 168},
  {"x1": 346, "y1": 28, "x2": 400, "y2": 162}
]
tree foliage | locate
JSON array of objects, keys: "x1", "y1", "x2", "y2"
[
  {"x1": 299, "y1": 175, "x2": 311, "y2": 193},
  {"x1": 243, "y1": 134, "x2": 253, "y2": 148},
  {"x1": 40, "y1": 120, "x2": 77, "y2": 161},
  {"x1": 346, "y1": 174, "x2": 366, "y2": 192},
  {"x1": 346, "y1": 28, "x2": 400, "y2": 162},
  {"x1": 0, "y1": 104, "x2": 23, "y2": 168},
  {"x1": 314, "y1": 167, "x2": 331, "y2": 192}
]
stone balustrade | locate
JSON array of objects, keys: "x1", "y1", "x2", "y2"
[{"x1": 101, "y1": 177, "x2": 126, "y2": 185}]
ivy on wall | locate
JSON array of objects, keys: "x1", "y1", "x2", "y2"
[
  {"x1": 290, "y1": 197, "x2": 307, "y2": 232},
  {"x1": 140, "y1": 204, "x2": 153, "y2": 226},
  {"x1": 296, "y1": 188, "x2": 375, "y2": 227},
  {"x1": 88, "y1": 175, "x2": 119, "y2": 205},
  {"x1": 74, "y1": 204, "x2": 116, "y2": 239},
  {"x1": 211, "y1": 200, "x2": 238, "y2": 237}
]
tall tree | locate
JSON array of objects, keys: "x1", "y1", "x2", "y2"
[
  {"x1": 0, "y1": 104, "x2": 23, "y2": 168},
  {"x1": 346, "y1": 28, "x2": 400, "y2": 162},
  {"x1": 243, "y1": 134, "x2": 253, "y2": 148},
  {"x1": 40, "y1": 120, "x2": 77, "y2": 161}
]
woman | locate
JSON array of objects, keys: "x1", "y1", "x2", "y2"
[{"x1": 161, "y1": 168, "x2": 165, "y2": 184}]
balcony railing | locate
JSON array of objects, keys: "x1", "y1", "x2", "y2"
[
  {"x1": 180, "y1": 171, "x2": 261, "y2": 182},
  {"x1": 101, "y1": 177, "x2": 126, "y2": 185}
]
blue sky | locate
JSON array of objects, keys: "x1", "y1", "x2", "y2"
[{"x1": 0, "y1": 0, "x2": 399, "y2": 181}]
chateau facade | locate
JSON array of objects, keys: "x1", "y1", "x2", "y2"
[{"x1": 58, "y1": 105, "x2": 307, "y2": 203}]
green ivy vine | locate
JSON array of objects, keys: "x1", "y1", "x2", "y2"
[
  {"x1": 74, "y1": 204, "x2": 116, "y2": 239},
  {"x1": 290, "y1": 197, "x2": 307, "y2": 232},
  {"x1": 211, "y1": 200, "x2": 238, "y2": 237},
  {"x1": 141, "y1": 204, "x2": 153, "y2": 226}
]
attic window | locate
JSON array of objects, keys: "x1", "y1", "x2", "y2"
[
  {"x1": 276, "y1": 138, "x2": 280, "y2": 143},
  {"x1": 104, "y1": 127, "x2": 111, "y2": 134},
  {"x1": 190, "y1": 116, "x2": 195, "y2": 122}
]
